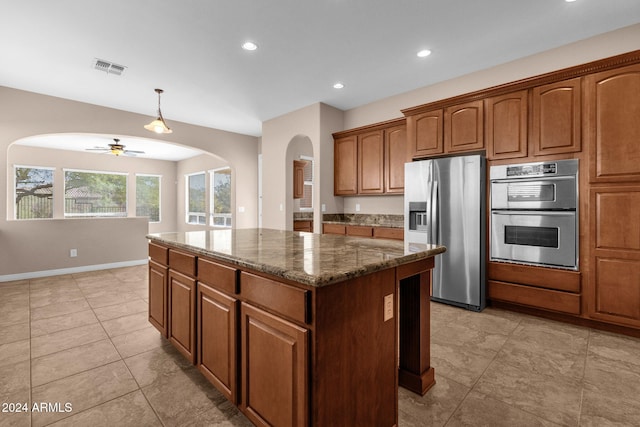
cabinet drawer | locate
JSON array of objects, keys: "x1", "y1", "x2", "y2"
[
  {"x1": 346, "y1": 225, "x2": 373, "y2": 238},
  {"x1": 240, "y1": 272, "x2": 310, "y2": 325},
  {"x1": 488, "y1": 262, "x2": 580, "y2": 293},
  {"x1": 293, "y1": 220, "x2": 313, "y2": 232},
  {"x1": 149, "y1": 242, "x2": 169, "y2": 265},
  {"x1": 323, "y1": 223, "x2": 346, "y2": 235},
  {"x1": 488, "y1": 280, "x2": 581, "y2": 315},
  {"x1": 373, "y1": 227, "x2": 403, "y2": 241},
  {"x1": 198, "y1": 258, "x2": 238, "y2": 295},
  {"x1": 169, "y1": 249, "x2": 197, "y2": 277}
]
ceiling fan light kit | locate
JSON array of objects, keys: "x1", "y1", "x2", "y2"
[
  {"x1": 86, "y1": 138, "x2": 145, "y2": 157},
  {"x1": 144, "y1": 88, "x2": 172, "y2": 134}
]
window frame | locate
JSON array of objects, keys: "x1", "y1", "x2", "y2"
[
  {"x1": 209, "y1": 167, "x2": 232, "y2": 228},
  {"x1": 14, "y1": 164, "x2": 55, "y2": 220},
  {"x1": 185, "y1": 171, "x2": 207, "y2": 225},
  {"x1": 63, "y1": 168, "x2": 129, "y2": 218},
  {"x1": 299, "y1": 155, "x2": 313, "y2": 211},
  {"x1": 135, "y1": 173, "x2": 162, "y2": 223}
]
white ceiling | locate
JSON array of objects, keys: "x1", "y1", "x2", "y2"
[
  {"x1": 2, "y1": 0, "x2": 640, "y2": 141},
  {"x1": 14, "y1": 134, "x2": 203, "y2": 161}
]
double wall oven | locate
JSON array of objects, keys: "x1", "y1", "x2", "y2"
[{"x1": 490, "y1": 159, "x2": 579, "y2": 270}]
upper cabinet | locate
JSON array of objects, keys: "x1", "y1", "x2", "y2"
[
  {"x1": 358, "y1": 130, "x2": 384, "y2": 194},
  {"x1": 445, "y1": 100, "x2": 484, "y2": 153},
  {"x1": 293, "y1": 160, "x2": 307, "y2": 199},
  {"x1": 585, "y1": 63, "x2": 640, "y2": 183},
  {"x1": 385, "y1": 124, "x2": 407, "y2": 194},
  {"x1": 406, "y1": 110, "x2": 443, "y2": 158},
  {"x1": 486, "y1": 90, "x2": 528, "y2": 160},
  {"x1": 333, "y1": 119, "x2": 407, "y2": 196},
  {"x1": 334, "y1": 135, "x2": 358, "y2": 195},
  {"x1": 531, "y1": 77, "x2": 582, "y2": 156}
]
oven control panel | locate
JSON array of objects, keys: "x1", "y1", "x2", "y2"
[{"x1": 506, "y1": 163, "x2": 556, "y2": 177}]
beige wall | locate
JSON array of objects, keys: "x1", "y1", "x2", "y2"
[
  {"x1": 0, "y1": 87, "x2": 259, "y2": 279},
  {"x1": 261, "y1": 103, "x2": 343, "y2": 232}
]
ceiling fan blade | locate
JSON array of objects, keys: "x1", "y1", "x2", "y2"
[
  {"x1": 124, "y1": 150, "x2": 145, "y2": 154},
  {"x1": 86, "y1": 148, "x2": 109, "y2": 151}
]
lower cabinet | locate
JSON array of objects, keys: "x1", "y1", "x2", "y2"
[
  {"x1": 240, "y1": 302, "x2": 309, "y2": 427},
  {"x1": 168, "y1": 270, "x2": 197, "y2": 363},
  {"x1": 197, "y1": 282, "x2": 238, "y2": 404},
  {"x1": 148, "y1": 260, "x2": 168, "y2": 337}
]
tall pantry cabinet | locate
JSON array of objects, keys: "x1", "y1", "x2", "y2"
[{"x1": 586, "y1": 63, "x2": 640, "y2": 328}]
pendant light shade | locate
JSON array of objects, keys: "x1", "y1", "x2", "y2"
[{"x1": 144, "y1": 88, "x2": 172, "y2": 134}]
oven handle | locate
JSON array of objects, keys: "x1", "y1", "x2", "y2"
[{"x1": 491, "y1": 210, "x2": 575, "y2": 216}]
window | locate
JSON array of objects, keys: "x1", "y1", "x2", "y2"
[
  {"x1": 186, "y1": 172, "x2": 206, "y2": 224},
  {"x1": 136, "y1": 174, "x2": 161, "y2": 222},
  {"x1": 300, "y1": 157, "x2": 313, "y2": 210},
  {"x1": 64, "y1": 169, "x2": 127, "y2": 217},
  {"x1": 15, "y1": 166, "x2": 54, "y2": 219},
  {"x1": 210, "y1": 167, "x2": 232, "y2": 227}
]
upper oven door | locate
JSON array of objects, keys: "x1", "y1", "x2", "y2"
[
  {"x1": 491, "y1": 176, "x2": 577, "y2": 210},
  {"x1": 490, "y1": 210, "x2": 577, "y2": 270}
]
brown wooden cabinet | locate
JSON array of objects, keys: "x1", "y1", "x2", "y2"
[
  {"x1": 293, "y1": 160, "x2": 306, "y2": 199},
  {"x1": 486, "y1": 90, "x2": 528, "y2": 159},
  {"x1": 407, "y1": 109, "x2": 443, "y2": 158},
  {"x1": 168, "y1": 269, "x2": 197, "y2": 363},
  {"x1": 334, "y1": 135, "x2": 358, "y2": 195},
  {"x1": 358, "y1": 130, "x2": 384, "y2": 194},
  {"x1": 197, "y1": 282, "x2": 238, "y2": 403},
  {"x1": 334, "y1": 118, "x2": 407, "y2": 195},
  {"x1": 385, "y1": 124, "x2": 407, "y2": 193},
  {"x1": 293, "y1": 220, "x2": 313, "y2": 232},
  {"x1": 241, "y1": 302, "x2": 309, "y2": 427},
  {"x1": 588, "y1": 186, "x2": 640, "y2": 328},
  {"x1": 148, "y1": 260, "x2": 168, "y2": 337},
  {"x1": 586, "y1": 64, "x2": 640, "y2": 183},
  {"x1": 323, "y1": 223, "x2": 403, "y2": 241},
  {"x1": 532, "y1": 77, "x2": 582, "y2": 156},
  {"x1": 445, "y1": 100, "x2": 484, "y2": 153}
]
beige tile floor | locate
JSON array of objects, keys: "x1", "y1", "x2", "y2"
[{"x1": 1, "y1": 265, "x2": 640, "y2": 426}]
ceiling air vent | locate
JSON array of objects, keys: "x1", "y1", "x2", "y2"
[{"x1": 93, "y1": 58, "x2": 126, "y2": 76}]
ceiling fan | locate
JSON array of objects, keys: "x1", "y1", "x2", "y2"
[{"x1": 86, "y1": 138, "x2": 145, "y2": 157}]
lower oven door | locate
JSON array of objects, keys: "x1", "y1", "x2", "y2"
[{"x1": 490, "y1": 210, "x2": 577, "y2": 270}]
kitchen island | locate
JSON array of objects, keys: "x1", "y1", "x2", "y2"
[{"x1": 147, "y1": 228, "x2": 444, "y2": 427}]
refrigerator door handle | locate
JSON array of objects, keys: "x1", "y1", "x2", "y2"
[{"x1": 431, "y1": 181, "x2": 439, "y2": 243}]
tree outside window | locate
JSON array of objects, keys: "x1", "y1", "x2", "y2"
[
  {"x1": 211, "y1": 168, "x2": 232, "y2": 227},
  {"x1": 64, "y1": 170, "x2": 127, "y2": 217},
  {"x1": 187, "y1": 172, "x2": 206, "y2": 224},
  {"x1": 15, "y1": 166, "x2": 54, "y2": 219},
  {"x1": 136, "y1": 174, "x2": 161, "y2": 222}
]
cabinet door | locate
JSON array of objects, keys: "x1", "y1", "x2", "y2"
[
  {"x1": 168, "y1": 270, "x2": 197, "y2": 363},
  {"x1": 197, "y1": 282, "x2": 238, "y2": 403},
  {"x1": 407, "y1": 110, "x2": 443, "y2": 158},
  {"x1": 532, "y1": 77, "x2": 582, "y2": 156},
  {"x1": 293, "y1": 160, "x2": 306, "y2": 199},
  {"x1": 241, "y1": 302, "x2": 308, "y2": 427},
  {"x1": 358, "y1": 130, "x2": 384, "y2": 194},
  {"x1": 334, "y1": 136, "x2": 358, "y2": 195},
  {"x1": 385, "y1": 124, "x2": 407, "y2": 193},
  {"x1": 589, "y1": 186, "x2": 640, "y2": 328},
  {"x1": 445, "y1": 100, "x2": 484, "y2": 153},
  {"x1": 486, "y1": 91, "x2": 528, "y2": 159},
  {"x1": 586, "y1": 64, "x2": 640, "y2": 183},
  {"x1": 148, "y1": 260, "x2": 168, "y2": 337}
]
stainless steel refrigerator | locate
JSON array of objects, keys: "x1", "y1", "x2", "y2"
[{"x1": 404, "y1": 154, "x2": 486, "y2": 311}]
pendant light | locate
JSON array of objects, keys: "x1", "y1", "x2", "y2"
[{"x1": 144, "y1": 88, "x2": 173, "y2": 134}]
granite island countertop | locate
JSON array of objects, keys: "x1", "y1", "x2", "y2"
[{"x1": 147, "y1": 228, "x2": 445, "y2": 287}]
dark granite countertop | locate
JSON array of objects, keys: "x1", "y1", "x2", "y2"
[{"x1": 147, "y1": 228, "x2": 444, "y2": 287}]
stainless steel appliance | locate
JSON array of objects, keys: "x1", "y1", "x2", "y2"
[
  {"x1": 404, "y1": 154, "x2": 486, "y2": 311},
  {"x1": 490, "y1": 159, "x2": 579, "y2": 270}
]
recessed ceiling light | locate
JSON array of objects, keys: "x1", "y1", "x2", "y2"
[
  {"x1": 417, "y1": 49, "x2": 432, "y2": 58},
  {"x1": 242, "y1": 41, "x2": 258, "y2": 51},
  {"x1": 333, "y1": 82, "x2": 345, "y2": 89},
  {"x1": 565, "y1": 0, "x2": 577, "y2": 2}
]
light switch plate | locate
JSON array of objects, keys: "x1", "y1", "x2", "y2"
[{"x1": 384, "y1": 294, "x2": 393, "y2": 322}]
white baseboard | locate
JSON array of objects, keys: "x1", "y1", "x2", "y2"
[{"x1": 0, "y1": 259, "x2": 149, "y2": 283}]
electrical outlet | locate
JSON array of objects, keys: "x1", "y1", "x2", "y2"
[
  {"x1": 70, "y1": 249, "x2": 78, "y2": 258},
  {"x1": 321, "y1": 203, "x2": 326, "y2": 212},
  {"x1": 238, "y1": 206, "x2": 245, "y2": 213},
  {"x1": 355, "y1": 203, "x2": 361, "y2": 212},
  {"x1": 384, "y1": 294, "x2": 393, "y2": 322}
]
